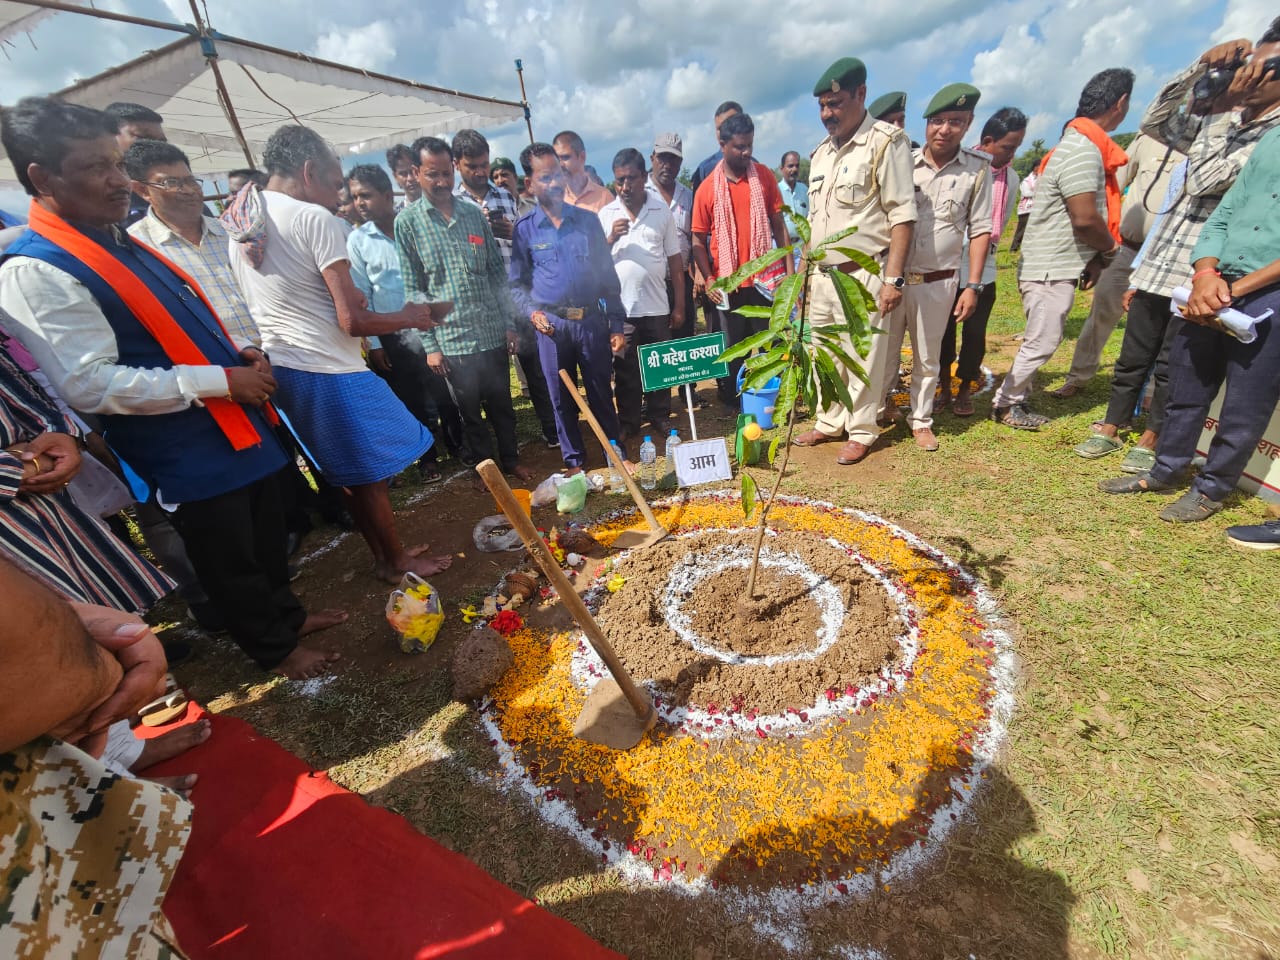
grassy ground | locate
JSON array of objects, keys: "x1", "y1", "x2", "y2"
[{"x1": 166, "y1": 246, "x2": 1280, "y2": 959}]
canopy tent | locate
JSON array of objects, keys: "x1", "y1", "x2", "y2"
[
  {"x1": 0, "y1": 0, "x2": 84, "y2": 44},
  {"x1": 0, "y1": 23, "x2": 527, "y2": 188}
]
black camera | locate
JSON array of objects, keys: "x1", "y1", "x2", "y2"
[{"x1": 1193, "y1": 55, "x2": 1280, "y2": 103}]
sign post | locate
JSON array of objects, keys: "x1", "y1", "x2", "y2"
[{"x1": 637, "y1": 332, "x2": 729, "y2": 442}]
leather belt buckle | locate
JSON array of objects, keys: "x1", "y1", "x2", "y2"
[
  {"x1": 905, "y1": 273, "x2": 924, "y2": 285},
  {"x1": 564, "y1": 307, "x2": 585, "y2": 321}
]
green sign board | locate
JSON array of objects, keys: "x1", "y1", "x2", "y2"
[{"x1": 638, "y1": 332, "x2": 729, "y2": 392}]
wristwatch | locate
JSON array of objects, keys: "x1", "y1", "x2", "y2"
[
  {"x1": 962, "y1": 282, "x2": 985, "y2": 292},
  {"x1": 883, "y1": 276, "x2": 906, "y2": 289}
]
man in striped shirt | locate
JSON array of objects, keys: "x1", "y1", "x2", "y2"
[{"x1": 990, "y1": 68, "x2": 1133, "y2": 430}]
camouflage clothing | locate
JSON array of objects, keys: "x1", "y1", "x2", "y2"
[{"x1": 0, "y1": 737, "x2": 191, "y2": 959}]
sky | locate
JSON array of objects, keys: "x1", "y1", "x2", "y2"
[{"x1": 0, "y1": 0, "x2": 1273, "y2": 200}]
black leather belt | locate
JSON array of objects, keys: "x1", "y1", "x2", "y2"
[{"x1": 538, "y1": 304, "x2": 594, "y2": 320}]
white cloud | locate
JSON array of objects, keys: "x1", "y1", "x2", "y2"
[
  {"x1": 1213, "y1": 0, "x2": 1276, "y2": 41},
  {"x1": 314, "y1": 20, "x2": 397, "y2": 72},
  {"x1": 665, "y1": 62, "x2": 712, "y2": 111}
]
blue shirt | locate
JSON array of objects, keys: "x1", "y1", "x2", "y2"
[
  {"x1": 689, "y1": 151, "x2": 722, "y2": 199},
  {"x1": 778, "y1": 179, "x2": 809, "y2": 241},
  {"x1": 509, "y1": 203, "x2": 626, "y2": 334},
  {"x1": 346, "y1": 220, "x2": 403, "y2": 349}
]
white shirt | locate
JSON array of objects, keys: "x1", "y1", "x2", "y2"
[
  {"x1": 228, "y1": 191, "x2": 361, "y2": 375},
  {"x1": 0, "y1": 246, "x2": 227, "y2": 417},
  {"x1": 646, "y1": 177, "x2": 692, "y2": 268},
  {"x1": 598, "y1": 193, "x2": 680, "y2": 318}
]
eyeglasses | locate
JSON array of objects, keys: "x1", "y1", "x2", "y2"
[
  {"x1": 926, "y1": 117, "x2": 968, "y2": 130},
  {"x1": 140, "y1": 176, "x2": 204, "y2": 192}
]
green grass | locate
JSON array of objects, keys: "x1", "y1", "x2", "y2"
[{"x1": 171, "y1": 247, "x2": 1280, "y2": 959}]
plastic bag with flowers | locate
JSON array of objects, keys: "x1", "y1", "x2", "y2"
[{"x1": 385, "y1": 572, "x2": 445, "y2": 653}]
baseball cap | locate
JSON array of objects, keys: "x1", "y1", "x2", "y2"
[{"x1": 652, "y1": 132, "x2": 683, "y2": 159}]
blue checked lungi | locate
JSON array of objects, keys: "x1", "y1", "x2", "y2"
[{"x1": 271, "y1": 366, "x2": 432, "y2": 486}]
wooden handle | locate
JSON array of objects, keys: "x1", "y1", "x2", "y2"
[
  {"x1": 474, "y1": 460, "x2": 655, "y2": 726},
  {"x1": 556, "y1": 368, "x2": 664, "y2": 534}
]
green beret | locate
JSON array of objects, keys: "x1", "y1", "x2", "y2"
[
  {"x1": 813, "y1": 57, "x2": 867, "y2": 96},
  {"x1": 923, "y1": 83, "x2": 981, "y2": 117},
  {"x1": 868, "y1": 91, "x2": 907, "y2": 119},
  {"x1": 491, "y1": 156, "x2": 516, "y2": 174}
]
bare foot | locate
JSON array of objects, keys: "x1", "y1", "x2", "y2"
[
  {"x1": 508, "y1": 463, "x2": 536, "y2": 484},
  {"x1": 470, "y1": 472, "x2": 488, "y2": 493},
  {"x1": 131, "y1": 718, "x2": 212, "y2": 772},
  {"x1": 149, "y1": 773, "x2": 198, "y2": 799},
  {"x1": 379, "y1": 545, "x2": 454, "y2": 582},
  {"x1": 273, "y1": 645, "x2": 341, "y2": 680},
  {"x1": 300, "y1": 609, "x2": 348, "y2": 636}
]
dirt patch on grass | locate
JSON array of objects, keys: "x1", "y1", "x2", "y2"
[{"x1": 595, "y1": 529, "x2": 903, "y2": 714}]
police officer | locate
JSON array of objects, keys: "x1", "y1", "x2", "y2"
[
  {"x1": 868, "y1": 91, "x2": 907, "y2": 129},
  {"x1": 793, "y1": 57, "x2": 917, "y2": 466},
  {"x1": 879, "y1": 83, "x2": 993, "y2": 451}
]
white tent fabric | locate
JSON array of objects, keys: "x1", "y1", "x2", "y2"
[
  {"x1": 0, "y1": 0, "x2": 84, "y2": 44},
  {"x1": 0, "y1": 31, "x2": 525, "y2": 186}
]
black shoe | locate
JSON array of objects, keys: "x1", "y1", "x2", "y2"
[
  {"x1": 162, "y1": 638, "x2": 194, "y2": 666},
  {"x1": 321, "y1": 509, "x2": 355, "y2": 531},
  {"x1": 187, "y1": 599, "x2": 225, "y2": 631},
  {"x1": 1097, "y1": 472, "x2": 1178, "y2": 495},
  {"x1": 285, "y1": 529, "x2": 304, "y2": 557}
]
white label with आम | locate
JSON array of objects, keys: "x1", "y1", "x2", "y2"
[{"x1": 673, "y1": 438, "x2": 732, "y2": 487}]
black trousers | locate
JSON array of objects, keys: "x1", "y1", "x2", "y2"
[
  {"x1": 1103, "y1": 291, "x2": 1180, "y2": 432},
  {"x1": 614, "y1": 314, "x2": 673, "y2": 435},
  {"x1": 1150, "y1": 287, "x2": 1280, "y2": 502},
  {"x1": 939, "y1": 282, "x2": 998, "y2": 383},
  {"x1": 445, "y1": 346, "x2": 522, "y2": 472},
  {"x1": 169, "y1": 469, "x2": 304, "y2": 670},
  {"x1": 717, "y1": 286, "x2": 772, "y2": 400},
  {"x1": 375, "y1": 331, "x2": 463, "y2": 459},
  {"x1": 514, "y1": 318, "x2": 560, "y2": 443}
]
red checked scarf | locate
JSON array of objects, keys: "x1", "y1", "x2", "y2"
[
  {"x1": 1036, "y1": 117, "x2": 1129, "y2": 243},
  {"x1": 220, "y1": 182, "x2": 267, "y2": 268},
  {"x1": 709, "y1": 159, "x2": 773, "y2": 283},
  {"x1": 26, "y1": 201, "x2": 274, "y2": 450}
]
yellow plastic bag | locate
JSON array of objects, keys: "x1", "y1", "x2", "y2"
[{"x1": 385, "y1": 572, "x2": 444, "y2": 653}]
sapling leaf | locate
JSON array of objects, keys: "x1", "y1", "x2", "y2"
[
  {"x1": 740, "y1": 470, "x2": 757, "y2": 520},
  {"x1": 710, "y1": 247, "x2": 792, "y2": 294},
  {"x1": 767, "y1": 435, "x2": 782, "y2": 467}
]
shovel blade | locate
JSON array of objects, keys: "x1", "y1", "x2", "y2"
[
  {"x1": 610, "y1": 526, "x2": 669, "y2": 550},
  {"x1": 573, "y1": 679, "x2": 656, "y2": 750}
]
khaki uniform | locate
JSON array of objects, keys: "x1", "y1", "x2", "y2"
[
  {"x1": 1, "y1": 737, "x2": 192, "y2": 959},
  {"x1": 880, "y1": 145, "x2": 993, "y2": 430},
  {"x1": 807, "y1": 111, "x2": 916, "y2": 444}
]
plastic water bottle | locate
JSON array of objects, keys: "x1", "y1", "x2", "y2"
[
  {"x1": 664, "y1": 429, "x2": 681, "y2": 485},
  {"x1": 608, "y1": 441, "x2": 626, "y2": 493},
  {"x1": 638, "y1": 436, "x2": 658, "y2": 491}
]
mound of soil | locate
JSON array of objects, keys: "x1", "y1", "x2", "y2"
[{"x1": 595, "y1": 529, "x2": 903, "y2": 714}]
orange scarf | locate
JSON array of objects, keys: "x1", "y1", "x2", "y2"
[
  {"x1": 26, "y1": 201, "x2": 272, "y2": 450},
  {"x1": 1036, "y1": 117, "x2": 1129, "y2": 243}
]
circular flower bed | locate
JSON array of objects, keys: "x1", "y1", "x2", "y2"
[{"x1": 479, "y1": 493, "x2": 1014, "y2": 898}]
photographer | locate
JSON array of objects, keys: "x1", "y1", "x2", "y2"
[{"x1": 1081, "y1": 20, "x2": 1280, "y2": 473}]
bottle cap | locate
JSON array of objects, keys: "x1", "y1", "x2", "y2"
[{"x1": 643, "y1": 435, "x2": 651, "y2": 443}]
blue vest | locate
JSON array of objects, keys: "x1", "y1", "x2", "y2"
[{"x1": 5, "y1": 226, "x2": 286, "y2": 503}]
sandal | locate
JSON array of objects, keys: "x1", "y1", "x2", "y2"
[
  {"x1": 139, "y1": 674, "x2": 189, "y2": 728},
  {"x1": 990, "y1": 403, "x2": 1046, "y2": 431},
  {"x1": 1097, "y1": 472, "x2": 1178, "y2": 495},
  {"x1": 1073, "y1": 434, "x2": 1123, "y2": 459},
  {"x1": 1118, "y1": 446, "x2": 1157, "y2": 475},
  {"x1": 953, "y1": 392, "x2": 974, "y2": 417}
]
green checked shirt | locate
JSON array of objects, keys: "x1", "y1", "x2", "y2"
[{"x1": 394, "y1": 196, "x2": 516, "y2": 357}]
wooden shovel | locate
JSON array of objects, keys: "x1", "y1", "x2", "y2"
[
  {"x1": 474, "y1": 459, "x2": 656, "y2": 749},
  {"x1": 557, "y1": 368, "x2": 668, "y2": 550}
]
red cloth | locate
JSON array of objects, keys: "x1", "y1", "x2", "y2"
[
  {"x1": 1035, "y1": 118, "x2": 1129, "y2": 243},
  {"x1": 691, "y1": 162, "x2": 782, "y2": 288},
  {"x1": 145, "y1": 707, "x2": 623, "y2": 960}
]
